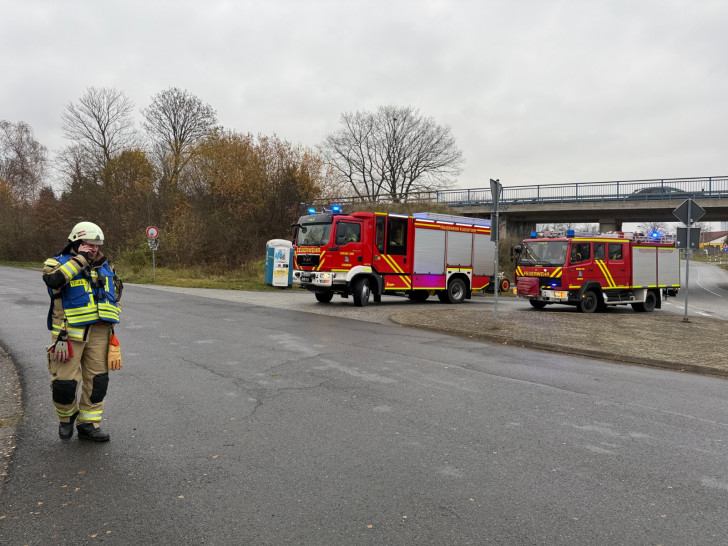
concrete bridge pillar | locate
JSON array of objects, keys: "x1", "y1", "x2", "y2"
[
  {"x1": 598, "y1": 218, "x2": 623, "y2": 232},
  {"x1": 499, "y1": 216, "x2": 537, "y2": 241}
]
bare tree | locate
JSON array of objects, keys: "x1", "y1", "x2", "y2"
[
  {"x1": 61, "y1": 87, "x2": 137, "y2": 172},
  {"x1": 56, "y1": 144, "x2": 99, "y2": 193},
  {"x1": 321, "y1": 105, "x2": 463, "y2": 203},
  {"x1": 537, "y1": 222, "x2": 593, "y2": 233},
  {"x1": 637, "y1": 221, "x2": 669, "y2": 237},
  {"x1": 142, "y1": 87, "x2": 217, "y2": 203},
  {"x1": 0, "y1": 120, "x2": 47, "y2": 202}
]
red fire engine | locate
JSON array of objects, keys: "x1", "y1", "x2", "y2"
[
  {"x1": 291, "y1": 208, "x2": 496, "y2": 306},
  {"x1": 513, "y1": 231, "x2": 680, "y2": 313}
]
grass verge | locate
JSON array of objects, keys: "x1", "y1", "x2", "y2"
[
  {"x1": 0, "y1": 259, "x2": 274, "y2": 291},
  {"x1": 114, "y1": 259, "x2": 275, "y2": 291}
]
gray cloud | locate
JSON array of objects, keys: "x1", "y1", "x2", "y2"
[{"x1": 2, "y1": 0, "x2": 727, "y2": 192}]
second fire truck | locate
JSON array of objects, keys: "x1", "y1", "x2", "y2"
[
  {"x1": 513, "y1": 231, "x2": 680, "y2": 313},
  {"x1": 291, "y1": 209, "x2": 496, "y2": 306}
]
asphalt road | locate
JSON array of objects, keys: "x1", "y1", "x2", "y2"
[
  {"x1": 1, "y1": 266, "x2": 728, "y2": 545},
  {"x1": 664, "y1": 259, "x2": 728, "y2": 320}
]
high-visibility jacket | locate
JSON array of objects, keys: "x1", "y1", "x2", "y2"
[{"x1": 44, "y1": 253, "x2": 121, "y2": 339}]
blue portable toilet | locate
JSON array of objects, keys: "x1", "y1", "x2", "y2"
[{"x1": 265, "y1": 239, "x2": 293, "y2": 287}]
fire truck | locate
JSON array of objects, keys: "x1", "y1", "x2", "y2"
[
  {"x1": 513, "y1": 230, "x2": 680, "y2": 313},
  {"x1": 291, "y1": 208, "x2": 496, "y2": 306}
]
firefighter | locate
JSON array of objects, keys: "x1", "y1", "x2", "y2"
[{"x1": 42, "y1": 221, "x2": 123, "y2": 442}]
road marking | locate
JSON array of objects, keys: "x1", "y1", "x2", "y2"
[
  {"x1": 696, "y1": 279, "x2": 724, "y2": 297},
  {"x1": 694, "y1": 266, "x2": 725, "y2": 297}
]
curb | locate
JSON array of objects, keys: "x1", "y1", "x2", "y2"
[
  {"x1": 389, "y1": 317, "x2": 728, "y2": 379},
  {"x1": 0, "y1": 346, "x2": 22, "y2": 492}
]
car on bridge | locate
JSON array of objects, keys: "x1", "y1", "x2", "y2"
[{"x1": 628, "y1": 186, "x2": 688, "y2": 199}]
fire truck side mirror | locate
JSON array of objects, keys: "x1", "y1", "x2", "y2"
[{"x1": 511, "y1": 245, "x2": 521, "y2": 262}]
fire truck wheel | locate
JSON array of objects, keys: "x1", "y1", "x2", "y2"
[
  {"x1": 577, "y1": 290, "x2": 599, "y2": 313},
  {"x1": 315, "y1": 291, "x2": 334, "y2": 303},
  {"x1": 445, "y1": 278, "x2": 467, "y2": 304},
  {"x1": 529, "y1": 299, "x2": 547, "y2": 309},
  {"x1": 633, "y1": 290, "x2": 657, "y2": 312},
  {"x1": 352, "y1": 278, "x2": 371, "y2": 307}
]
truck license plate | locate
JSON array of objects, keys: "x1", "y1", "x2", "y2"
[{"x1": 301, "y1": 274, "x2": 311, "y2": 283}]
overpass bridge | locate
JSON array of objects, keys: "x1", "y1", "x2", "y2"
[
  {"x1": 437, "y1": 176, "x2": 728, "y2": 238},
  {"x1": 320, "y1": 176, "x2": 728, "y2": 239}
]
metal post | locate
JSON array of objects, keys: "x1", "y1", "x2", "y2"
[
  {"x1": 490, "y1": 179, "x2": 502, "y2": 329},
  {"x1": 152, "y1": 248, "x2": 156, "y2": 281},
  {"x1": 683, "y1": 201, "x2": 691, "y2": 322},
  {"x1": 493, "y1": 212, "x2": 499, "y2": 329}
]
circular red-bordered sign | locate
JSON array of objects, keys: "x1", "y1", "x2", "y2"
[{"x1": 146, "y1": 226, "x2": 159, "y2": 239}]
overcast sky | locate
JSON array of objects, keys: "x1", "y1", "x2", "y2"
[{"x1": 2, "y1": 0, "x2": 727, "y2": 193}]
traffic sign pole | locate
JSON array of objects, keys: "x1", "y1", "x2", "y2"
[
  {"x1": 490, "y1": 179, "x2": 502, "y2": 329},
  {"x1": 146, "y1": 226, "x2": 160, "y2": 281},
  {"x1": 673, "y1": 199, "x2": 705, "y2": 323},
  {"x1": 683, "y1": 201, "x2": 691, "y2": 322}
]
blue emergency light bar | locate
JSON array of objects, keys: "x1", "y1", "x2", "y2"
[
  {"x1": 307, "y1": 207, "x2": 316, "y2": 215},
  {"x1": 331, "y1": 205, "x2": 341, "y2": 214},
  {"x1": 566, "y1": 229, "x2": 575, "y2": 237}
]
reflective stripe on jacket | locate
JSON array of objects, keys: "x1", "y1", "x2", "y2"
[{"x1": 46, "y1": 254, "x2": 120, "y2": 333}]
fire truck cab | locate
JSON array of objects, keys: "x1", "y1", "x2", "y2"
[
  {"x1": 291, "y1": 208, "x2": 496, "y2": 306},
  {"x1": 513, "y1": 231, "x2": 680, "y2": 313}
]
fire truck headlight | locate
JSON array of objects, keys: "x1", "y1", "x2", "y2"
[{"x1": 320, "y1": 273, "x2": 331, "y2": 280}]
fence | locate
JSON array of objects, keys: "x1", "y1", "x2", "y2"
[
  {"x1": 436, "y1": 176, "x2": 728, "y2": 207},
  {"x1": 313, "y1": 176, "x2": 728, "y2": 209}
]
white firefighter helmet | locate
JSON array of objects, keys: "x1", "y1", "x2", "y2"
[{"x1": 68, "y1": 221, "x2": 104, "y2": 245}]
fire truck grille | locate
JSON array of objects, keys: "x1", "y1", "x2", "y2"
[{"x1": 297, "y1": 254, "x2": 320, "y2": 267}]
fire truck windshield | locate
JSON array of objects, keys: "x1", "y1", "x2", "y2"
[
  {"x1": 519, "y1": 240, "x2": 568, "y2": 266},
  {"x1": 296, "y1": 223, "x2": 332, "y2": 246}
]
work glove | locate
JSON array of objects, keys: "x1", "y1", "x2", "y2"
[
  {"x1": 108, "y1": 331, "x2": 122, "y2": 371},
  {"x1": 48, "y1": 330, "x2": 73, "y2": 362}
]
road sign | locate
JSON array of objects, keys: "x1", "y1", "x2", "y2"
[
  {"x1": 490, "y1": 179, "x2": 502, "y2": 243},
  {"x1": 490, "y1": 178, "x2": 502, "y2": 212},
  {"x1": 148, "y1": 238, "x2": 159, "y2": 250},
  {"x1": 672, "y1": 199, "x2": 705, "y2": 225},
  {"x1": 146, "y1": 226, "x2": 159, "y2": 239},
  {"x1": 675, "y1": 227, "x2": 700, "y2": 249}
]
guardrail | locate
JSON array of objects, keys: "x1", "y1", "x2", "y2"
[
  {"x1": 436, "y1": 176, "x2": 728, "y2": 207},
  {"x1": 313, "y1": 176, "x2": 728, "y2": 208}
]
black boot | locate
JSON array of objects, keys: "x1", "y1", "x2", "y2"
[
  {"x1": 77, "y1": 422, "x2": 110, "y2": 442},
  {"x1": 58, "y1": 411, "x2": 79, "y2": 441}
]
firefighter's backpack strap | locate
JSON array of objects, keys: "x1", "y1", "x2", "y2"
[{"x1": 46, "y1": 292, "x2": 62, "y2": 331}]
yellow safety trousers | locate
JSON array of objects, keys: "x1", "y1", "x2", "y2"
[{"x1": 47, "y1": 322, "x2": 112, "y2": 424}]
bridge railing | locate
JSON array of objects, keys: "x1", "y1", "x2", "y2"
[
  {"x1": 313, "y1": 176, "x2": 728, "y2": 208},
  {"x1": 436, "y1": 176, "x2": 728, "y2": 207}
]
